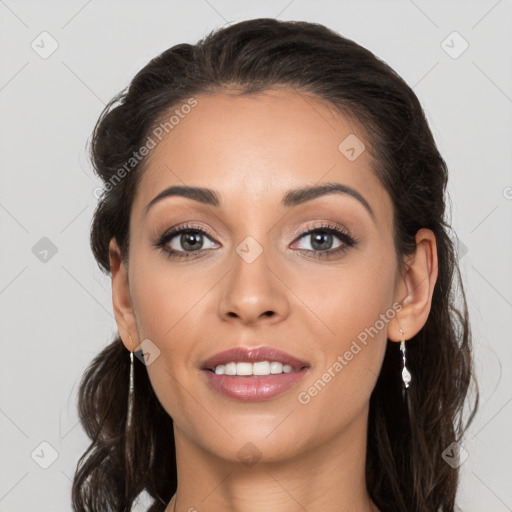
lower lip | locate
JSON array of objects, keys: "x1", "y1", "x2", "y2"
[{"x1": 202, "y1": 368, "x2": 309, "y2": 401}]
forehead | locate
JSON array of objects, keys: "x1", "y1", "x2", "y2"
[{"x1": 132, "y1": 89, "x2": 392, "y2": 225}]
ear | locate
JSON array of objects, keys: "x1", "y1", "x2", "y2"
[
  {"x1": 388, "y1": 228, "x2": 438, "y2": 342},
  {"x1": 109, "y1": 237, "x2": 139, "y2": 351}
]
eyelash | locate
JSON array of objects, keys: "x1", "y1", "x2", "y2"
[{"x1": 153, "y1": 222, "x2": 357, "y2": 261}]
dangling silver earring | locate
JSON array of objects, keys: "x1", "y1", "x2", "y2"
[
  {"x1": 127, "y1": 336, "x2": 135, "y2": 429},
  {"x1": 399, "y1": 329, "x2": 411, "y2": 389}
]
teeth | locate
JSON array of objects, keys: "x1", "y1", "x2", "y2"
[
  {"x1": 213, "y1": 361, "x2": 297, "y2": 376},
  {"x1": 253, "y1": 361, "x2": 270, "y2": 375},
  {"x1": 270, "y1": 362, "x2": 283, "y2": 374},
  {"x1": 224, "y1": 362, "x2": 236, "y2": 375},
  {"x1": 236, "y1": 362, "x2": 253, "y2": 376}
]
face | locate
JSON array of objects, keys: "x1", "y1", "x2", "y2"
[{"x1": 117, "y1": 89, "x2": 406, "y2": 464}]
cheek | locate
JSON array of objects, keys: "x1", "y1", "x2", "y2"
[
  {"x1": 129, "y1": 257, "x2": 219, "y2": 343},
  {"x1": 294, "y1": 248, "x2": 397, "y2": 412},
  {"x1": 127, "y1": 257, "x2": 222, "y2": 419},
  {"x1": 298, "y1": 243, "x2": 397, "y2": 346}
]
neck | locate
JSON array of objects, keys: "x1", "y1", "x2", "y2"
[{"x1": 166, "y1": 407, "x2": 379, "y2": 512}]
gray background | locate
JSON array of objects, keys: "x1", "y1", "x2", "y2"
[{"x1": 1, "y1": 0, "x2": 511, "y2": 510}]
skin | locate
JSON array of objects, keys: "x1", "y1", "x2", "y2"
[{"x1": 109, "y1": 89, "x2": 438, "y2": 512}]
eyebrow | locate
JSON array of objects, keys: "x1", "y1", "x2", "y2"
[{"x1": 144, "y1": 182, "x2": 375, "y2": 220}]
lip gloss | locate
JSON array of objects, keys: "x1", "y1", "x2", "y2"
[{"x1": 202, "y1": 368, "x2": 308, "y2": 401}]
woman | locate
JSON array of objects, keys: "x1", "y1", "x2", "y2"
[{"x1": 72, "y1": 18, "x2": 478, "y2": 512}]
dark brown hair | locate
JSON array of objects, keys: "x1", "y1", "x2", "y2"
[{"x1": 72, "y1": 18, "x2": 478, "y2": 512}]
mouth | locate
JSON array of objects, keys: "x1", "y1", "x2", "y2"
[{"x1": 200, "y1": 346, "x2": 310, "y2": 401}]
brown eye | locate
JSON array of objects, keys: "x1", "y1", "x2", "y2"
[
  {"x1": 298, "y1": 231, "x2": 338, "y2": 251},
  {"x1": 154, "y1": 223, "x2": 220, "y2": 260},
  {"x1": 291, "y1": 223, "x2": 356, "y2": 258},
  {"x1": 175, "y1": 231, "x2": 205, "y2": 251}
]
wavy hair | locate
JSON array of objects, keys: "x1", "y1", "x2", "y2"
[{"x1": 72, "y1": 18, "x2": 478, "y2": 512}]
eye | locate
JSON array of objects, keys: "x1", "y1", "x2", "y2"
[
  {"x1": 154, "y1": 223, "x2": 219, "y2": 259},
  {"x1": 154, "y1": 222, "x2": 357, "y2": 261},
  {"x1": 291, "y1": 223, "x2": 356, "y2": 257}
]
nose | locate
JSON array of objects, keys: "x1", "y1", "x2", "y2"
[{"x1": 218, "y1": 246, "x2": 290, "y2": 326}]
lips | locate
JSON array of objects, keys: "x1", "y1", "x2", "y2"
[
  {"x1": 200, "y1": 346, "x2": 310, "y2": 401},
  {"x1": 201, "y1": 346, "x2": 310, "y2": 372}
]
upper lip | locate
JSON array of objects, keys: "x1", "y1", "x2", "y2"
[{"x1": 201, "y1": 346, "x2": 310, "y2": 371}]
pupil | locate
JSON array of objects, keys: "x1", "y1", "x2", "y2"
[
  {"x1": 311, "y1": 232, "x2": 332, "y2": 251},
  {"x1": 182, "y1": 232, "x2": 202, "y2": 251}
]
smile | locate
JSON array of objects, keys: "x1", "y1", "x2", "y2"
[
  {"x1": 212, "y1": 361, "x2": 296, "y2": 376},
  {"x1": 201, "y1": 346, "x2": 310, "y2": 401}
]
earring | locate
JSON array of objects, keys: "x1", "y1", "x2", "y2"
[
  {"x1": 127, "y1": 335, "x2": 135, "y2": 429},
  {"x1": 399, "y1": 329, "x2": 411, "y2": 389}
]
